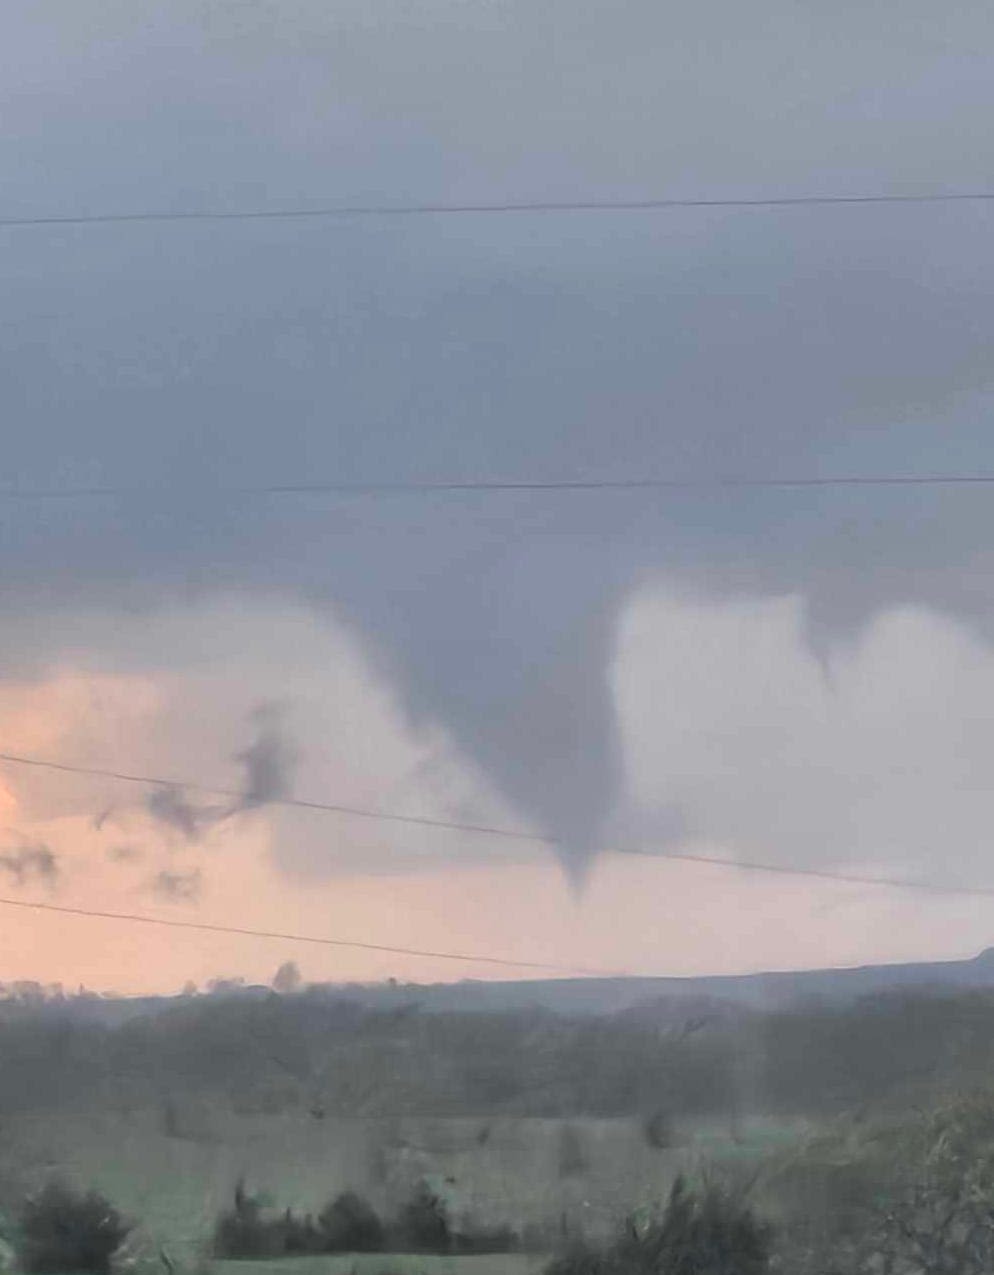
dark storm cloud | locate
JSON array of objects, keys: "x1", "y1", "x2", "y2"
[{"x1": 3, "y1": 0, "x2": 994, "y2": 876}]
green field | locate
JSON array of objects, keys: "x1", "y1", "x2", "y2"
[
  {"x1": 216, "y1": 1256, "x2": 547, "y2": 1275},
  {"x1": 0, "y1": 1105, "x2": 805, "y2": 1261}
]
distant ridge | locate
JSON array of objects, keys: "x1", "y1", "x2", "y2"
[
  {"x1": 7, "y1": 948, "x2": 994, "y2": 1019},
  {"x1": 300, "y1": 946, "x2": 994, "y2": 1017}
]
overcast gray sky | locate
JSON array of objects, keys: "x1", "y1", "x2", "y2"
[{"x1": 2, "y1": 0, "x2": 994, "y2": 987}]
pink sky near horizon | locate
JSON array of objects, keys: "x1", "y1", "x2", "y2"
[
  {"x1": 3, "y1": 830, "x2": 992, "y2": 996},
  {"x1": 5, "y1": 591, "x2": 994, "y2": 995}
]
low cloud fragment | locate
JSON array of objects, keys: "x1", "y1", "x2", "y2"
[
  {"x1": 107, "y1": 845, "x2": 141, "y2": 863},
  {"x1": 0, "y1": 843, "x2": 58, "y2": 887},
  {"x1": 151, "y1": 868, "x2": 202, "y2": 902},
  {"x1": 143, "y1": 704, "x2": 297, "y2": 842},
  {"x1": 145, "y1": 785, "x2": 220, "y2": 842},
  {"x1": 234, "y1": 702, "x2": 297, "y2": 810}
]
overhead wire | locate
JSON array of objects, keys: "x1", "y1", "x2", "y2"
[
  {"x1": 3, "y1": 189, "x2": 994, "y2": 230},
  {"x1": 0, "y1": 894, "x2": 625, "y2": 977},
  {"x1": 1, "y1": 750, "x2": 992, "y2": 900},
  {"x1": 3, "y1": 472, "x2": 994, "y2": 503}
]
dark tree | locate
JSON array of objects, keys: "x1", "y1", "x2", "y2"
[
  {"x1": 212, "y1": 1180, "x2": 279, "y2": 1259},
  {"x1": 395, "y1": 1181, "x2": 450, "y2": 1253},
  {"x1": 317, "y1": 1192, "x2": 384, "y2": 1253},
  {"x1": 272, "y1": 963, "x2": 302, "y2": 995},
  {"x1": 17, "y1": 1181, "x2": 131, "y2": 1275}
]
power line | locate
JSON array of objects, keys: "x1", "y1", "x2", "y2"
[
  {"x1": 0, "y1": 751, "x2": 545, "y2": 846},
  {"x1": 2, "y1": 189, "x2": 994, "y2": 230},
  {"x1": 0, "y1": 894, "x2": 622, "y2": 977},
  {"x1": 2, "y1": 750, "x2": 992, "y2": 900},
  {"x1": 4, "y1": 473, "x2": 994, "y2": 503}
]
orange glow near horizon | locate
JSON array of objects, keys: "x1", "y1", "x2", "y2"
[
  {"x1": 2, "y1": 654, "x2": 994, "y2": 997},
  {"x1": 1, "y1": 843, "x2": 992, "y2": 996},
  {"x1": 0, "y1": 782, "x2": 17, "y2": 818}
]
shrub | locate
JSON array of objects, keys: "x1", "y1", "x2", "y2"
[
  {"x1": 643, "y1": 1109, "x2": 674, "y2": 1151},
  {"x1": 212, "y1": 1181, "x2": 299, "y2": 1259},
  {"x1": 544, "y1": 1177, "x2": 773, "y2": 1275},
  {"x1": 279, "y1": 1209, "x2": 321, "y2": 1256},
  {"x1": 17, "y1": 1180, "x2": 132, "y2": 1275},
  {"x1": 849, "y1": 1090, "x2": 994, "y2": 1275},
  {"x1": 452, "y1": 1222, "x2": 518, "y2": 1254},
  {"x1": 558, "y1": 1125, "x2": 588, "y2": 1178},
  {"x1": 620, "y1": 1176, "x2": 772, "y2": 1275},
  {"x1": 317, "y1": 1192, "x2": 384, "y2": 1253},
  {"x1": 546, "y1": 1247, "x2": 617, "y2": 1275},
  {"x1": 393, "y1": 1181, "x2": 450, "y2": 1253}
]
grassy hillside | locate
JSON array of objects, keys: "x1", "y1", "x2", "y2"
[
  {"x1": 0, "y1": 1107, "x2": 774, "y2": 1252},
  {"x1": 4, "y1": 985, "x2": 994, "y2": 1270}
]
